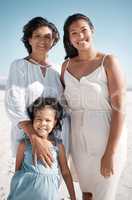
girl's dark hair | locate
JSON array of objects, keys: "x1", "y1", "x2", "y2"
[
  {"x1": 63, "y1": 13, "x2": 94, "y2": 59},
  {"x1": 22, "y1": 17, "x2": 60, "y2": 54},
  {"x1": 27, "y1": 97, "x2": 64, "y2": 132}
]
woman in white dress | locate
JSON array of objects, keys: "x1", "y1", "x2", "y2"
[
  {"x1": 5, "y1": 16, "x2": 69, "y2": 166},
  {"x1": 61, "y1": 13, "x2": 127, "y2": 200}
]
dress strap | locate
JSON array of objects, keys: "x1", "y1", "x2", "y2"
[
  {"x1": 101, "y1": 55, "x2": 107, "y2": 66},
  {"x1": 23, "y1": 134, "x2": 31, "y2": 145},
  {"x1": 65, "y1": 58, "x2": 70, "y2": 70},
  {"x1": 61, "y1": 58, "x2": 70, "y2": 85}
]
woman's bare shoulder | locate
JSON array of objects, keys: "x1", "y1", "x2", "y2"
[
  {"x1": 61, "y1": 59, "x2": 69, "y2": 69},
  {"x1": 104, "y1": 54, "x2": 119, "y2": 67}
]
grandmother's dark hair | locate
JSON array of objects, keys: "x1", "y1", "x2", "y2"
[
  {"x1": 63, "y1": 13, "x2": 94, "y2": 59},
  {"x1": 22, "y1": 17, "x2": 60, "y2": 54},
  {"x1": 27, "y1": 97, "x2": 64, "y2": 131}
]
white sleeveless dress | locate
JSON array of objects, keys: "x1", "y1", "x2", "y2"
[{"x1": 64, "y1": 57, "x2": 127, "y2": 200}]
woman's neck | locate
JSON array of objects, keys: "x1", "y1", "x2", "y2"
[
  {"x1": 29, "y1": 52, "x2": 49, "y2": 65},
  {"x1": 78, "y1": 47, "x2": 97, "y2": 61}
]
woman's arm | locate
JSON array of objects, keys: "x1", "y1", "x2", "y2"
[
  {"x1": 5, "y1": 60, "x2": 53, "y2": 167},
  {"x1": 58, "y1": 144, "x2": 76, "y2": 200},
  {"x1": 15, "y1": 141, "x2": 25, "y2": 171},
  {"x1": 104, "y1": 54, "x2": 126, "y2": 154},
  {"x1": 5, "y1": 60, "x2": 30, "y2": 126},
  {"x1": 101, "y1": 54, "x2": 126, "y2": 177}
]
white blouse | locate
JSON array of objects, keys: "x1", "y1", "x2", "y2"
[{"x1": 5, "y1": 59, "x2": 69, "y2": 155}]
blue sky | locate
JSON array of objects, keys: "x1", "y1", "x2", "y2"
[{"x1": 0, "y1": 0, "x2": 132, "y2": 86}]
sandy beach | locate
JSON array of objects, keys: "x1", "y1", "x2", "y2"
[{"x1": 0, "y1": 90, "x2": 132, "y2": 200}]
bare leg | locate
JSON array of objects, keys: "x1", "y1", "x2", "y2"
[{"x1": 82, "y1": 192, "x2": 93, "y2": 200}]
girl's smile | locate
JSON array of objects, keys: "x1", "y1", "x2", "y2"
[{"x1": 33, "y1": 107, "x2": 57, "y2": 138}]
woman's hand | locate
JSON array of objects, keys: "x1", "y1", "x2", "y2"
[
  {"x1": 31, "y1": 134, "x2": 53, "y2": 167},
  {"x1": 100, "y1": 152, "x2": 114, "y2": 178},
  {"x1": 19, "y1": 121, "x2": 53, "y2": 167}
]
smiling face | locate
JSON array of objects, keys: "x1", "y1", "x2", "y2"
[
  {"x1": 69, "y1": 19, "x2": 93, "y2": 51},
  {"x1": 33, "y1": 106, "x2": 57, "y2": 138},
  {"x1": 29, "y1": 26, "x2": 54, "y2": 54}
]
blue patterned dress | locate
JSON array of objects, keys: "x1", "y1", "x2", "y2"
[{"x1": 7, "y1": 139, "x2": 60, "y2": 200}]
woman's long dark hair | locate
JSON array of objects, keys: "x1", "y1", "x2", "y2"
[{"x1": 63, "y1": 13, "x2": 94, "y2": 59}]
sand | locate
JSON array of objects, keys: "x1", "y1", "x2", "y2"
[{"x1": 0, "y1": 90, "x2": 132, "y2": 200}]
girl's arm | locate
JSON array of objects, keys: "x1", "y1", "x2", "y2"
[
  {"x1": 15, "y1": 141, "x2": 25, "y2": 171},
  {"x1": 58, "y1": 144, "x2": 76, "y2": 200},
  {"x1": 101, "y1": 54, "x2": 126, "y2": 177}
]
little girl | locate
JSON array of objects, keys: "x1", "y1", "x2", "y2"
[{"x1": 8, "y1": 97, "x2": 76, "y2": 200}]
